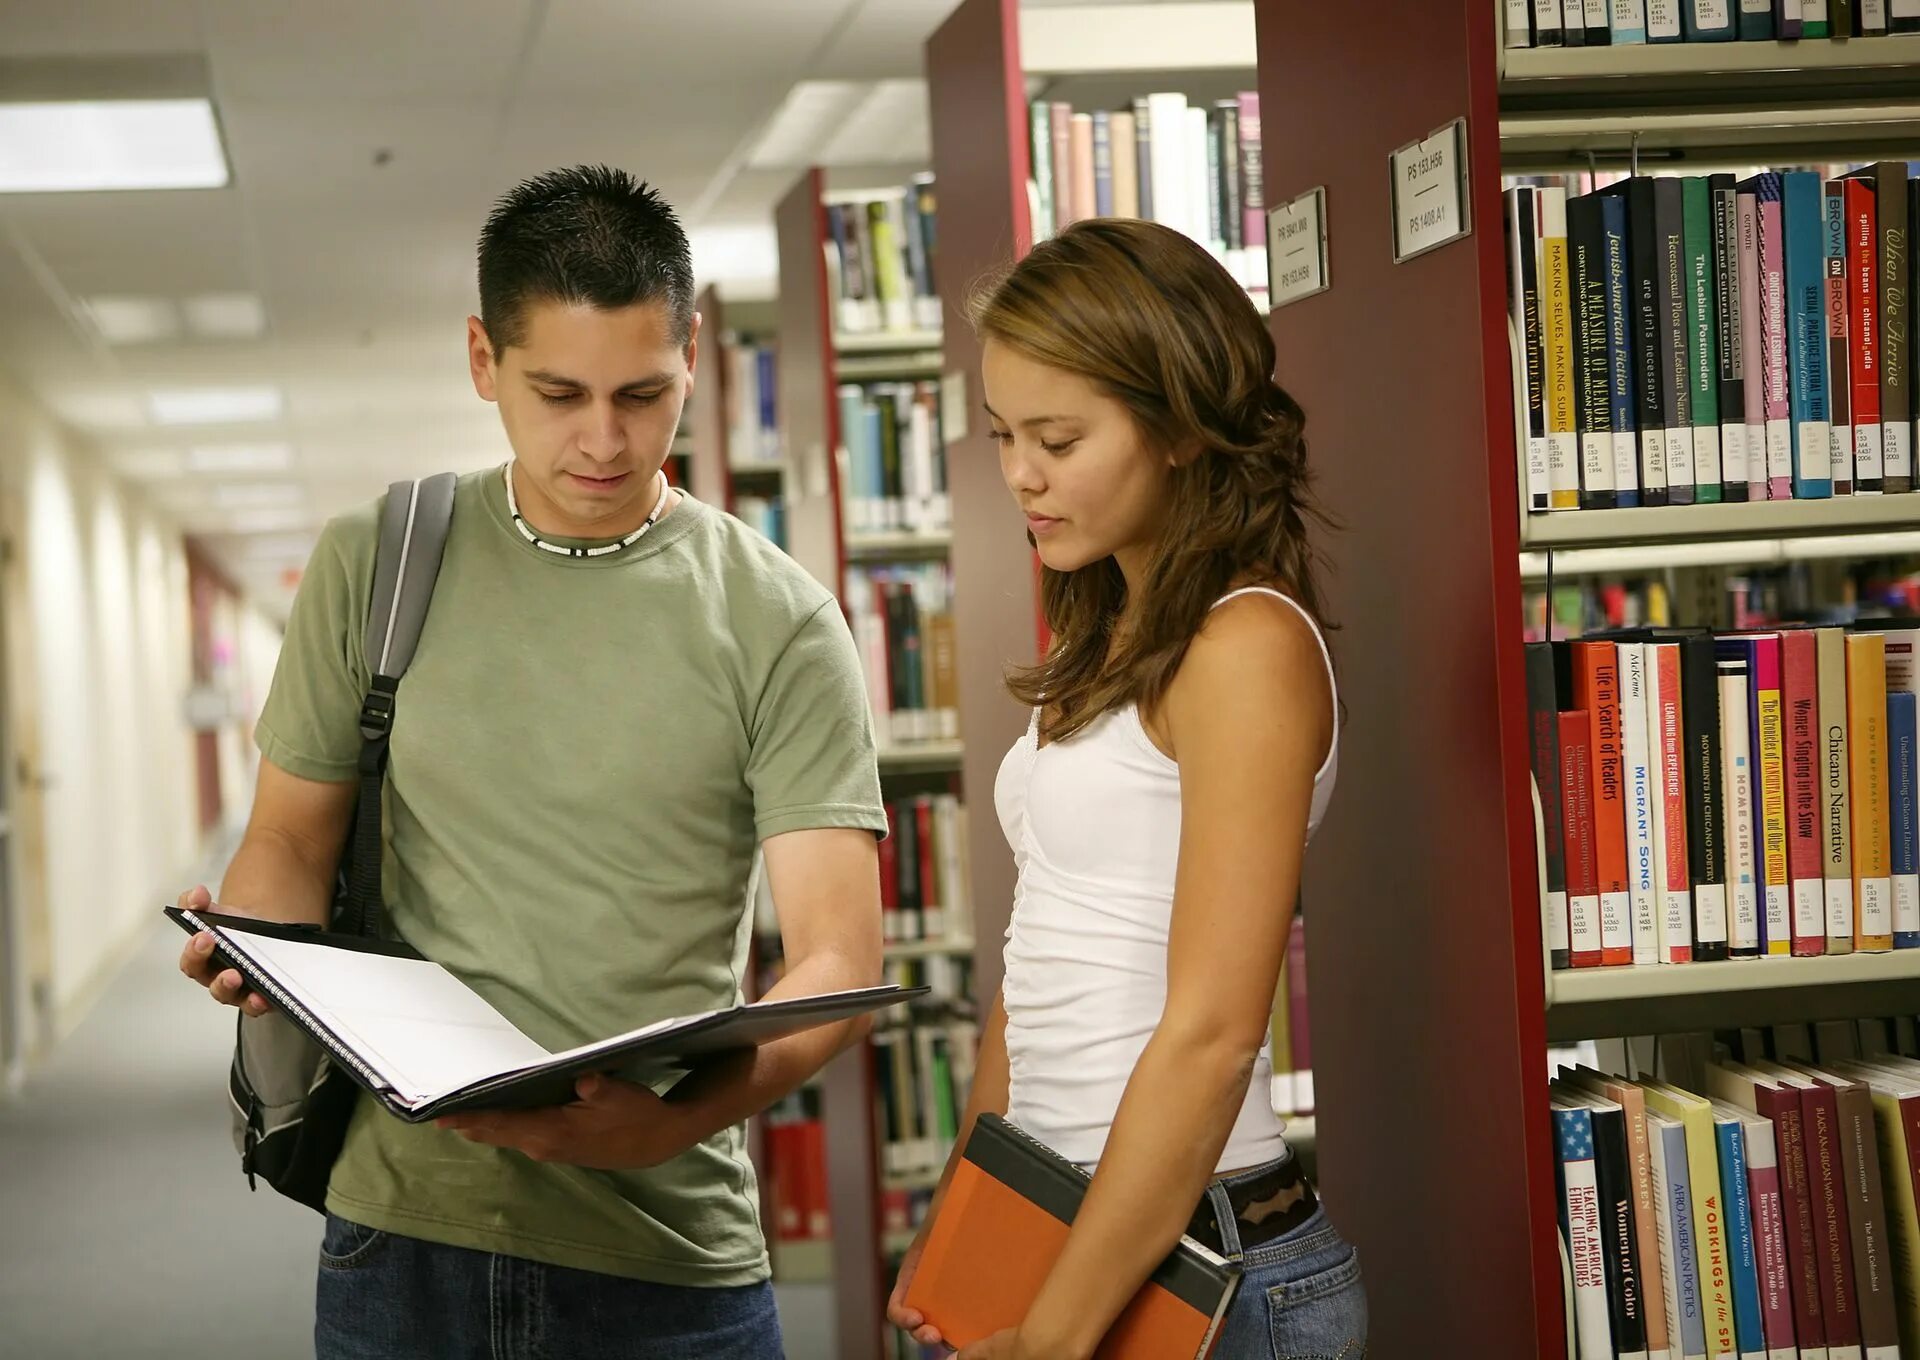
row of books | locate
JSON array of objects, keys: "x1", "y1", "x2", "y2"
[
  {"x1": 1029, "y1": 91, "x2": 1270, "y2": 308},
  {"x1": 880, "y1": 794, "x2": 972, "y2": 946},
  {"x1": 1504, "y1": 163, "x2": 1920, "y2": 514},
  {"x1": 1551, "y1": 1023, "x2": 1920, "y2": 1359},
  {"x1": 847, "y1": 563, "x2": 960, "y2": 750},
  {"x1": 1506, "y1": 0, "x2": 1920, "y2": 46},
  {"x1": 1528, "y1": 624, "x2": 1920, "y2": 969},
  {"x1": 828, "y1": 179, "x2": 941, "y2": 338},
  {"x1": 733, "y1": 494, "x2": 785, "y2": 548},
  {"x1": 838, "y1": 380, "x2": 950, "y2": 536},
  {"x1": 725, "y1": 340, "x2": 779, "y2": 467},
  {"x1": 875, "y1": 1016, "x2": 980, "y2": 1178}
]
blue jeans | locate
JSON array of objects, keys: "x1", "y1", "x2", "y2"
[
  {"x1": 314, "y1": 1214, "x2": 785, "y2": 1359},
  {"x1": 1207, "y1": 1194, "x2": 1367, "y2": 1360}
]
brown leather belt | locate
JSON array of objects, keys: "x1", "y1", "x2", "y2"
[{"x1": 1185, "y1": 1153, "x2": 1319, "y2": 1257}]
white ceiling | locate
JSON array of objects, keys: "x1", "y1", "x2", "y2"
[{"x1": 0, "y1": 0, "x2": 1189, "y2": 615}]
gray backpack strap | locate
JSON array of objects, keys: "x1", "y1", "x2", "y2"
[{"x1": 339, "y1": 472, "x2": 456, "y2": 938}]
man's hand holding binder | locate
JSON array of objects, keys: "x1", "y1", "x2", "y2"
[{"x1": 433, "y1": 1070, "x2": 705, "y2": 1171}]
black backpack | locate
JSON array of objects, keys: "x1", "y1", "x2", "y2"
[{"x1": 226, "y1": 473, "x2": 456, "y2": 1211}]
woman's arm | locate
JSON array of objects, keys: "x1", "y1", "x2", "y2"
[
  {"x1": 1000, "y1": 597, "x2": 1333, "y2": 1360},
  {"x1": 887, "y1": 987, "x2": 1012, "y2": 1346}
]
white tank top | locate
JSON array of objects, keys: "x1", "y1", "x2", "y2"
[{"x1": 993, "y1": 587, "x2": 1339, "y2": 1171}]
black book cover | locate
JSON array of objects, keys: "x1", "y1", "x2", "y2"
[
  {"x1": 874, "y1": 388, "x2": 904, "y2": 502},
  {"x1": 1711, "y1": 172, "x2": 1750, "y2": 501},
  {"x1": 1828, "y1": 180, "x2": 1853, "y2": 496},
  {"x1": 1655, "y1": 176, "x2": 1694, "y2": 505},
  {"x1": 1528, "y1": 642, "x2": 1573, "y2": 970},
  {"x1": 1569, "y1": 193, "x2": 1616, "y2": 510},
  {"x1": 1589, "y1": 1102, "x2": 1649, "y2": 1358},
  {"x1": 1512, "y1": 188, "x2": 1549, "y2": 510},
  {"x1": 894, "y1": 798, "x2": 922, "y2": 922},
  {"x1": 1562, "y1": 0, "x2": 1585, "y2": 43},
  {"x1": 1610, "y1": 177, "x2": 1669, "y2": 505},
  {"x1": 1681, "y1": 632, "x2": 1729, "y2": 961}
]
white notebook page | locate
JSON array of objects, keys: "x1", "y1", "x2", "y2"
[{"x1": 223, "y1": 929, "x2": 551, "y2": 1105}]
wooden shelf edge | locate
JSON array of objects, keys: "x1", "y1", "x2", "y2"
[
  {"x1": 875, "y1": 739, "x2": 965, "y2": 774},
  {"x1": 1519, "y1": 494, "x2": 1920, "y2": 550},
  {"x1": 883, "y1": 935, "x2": 975, "y2": 959},
  {"x1": 846, "y1": 531, "x2": 954, "y2": 562},
  {"x1": 834, "y1": 329, "x2": 944, "y2": 354}
]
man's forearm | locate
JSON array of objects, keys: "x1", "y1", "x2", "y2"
[
  {"x1": 217, "y1": 826, "x2": 338, "y2": 926},
  {"x1": 663, "y1": 946, "x2": 879, "y2": 1142}
]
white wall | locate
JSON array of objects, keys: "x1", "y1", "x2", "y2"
[{"x1": 0, "y1": 375, "x2": 243, "y2": 1023}]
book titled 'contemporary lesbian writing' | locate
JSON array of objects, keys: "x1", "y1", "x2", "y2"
[{"x1": 165, "y1": 907, "x2": 921, "y2": 1120}]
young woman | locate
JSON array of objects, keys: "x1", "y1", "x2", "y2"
[{"x1": 886, "y1": 218, "x2": 1366, "y2": 1360}]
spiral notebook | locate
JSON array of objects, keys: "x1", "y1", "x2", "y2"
[{"x1": 167, "y1": 906, "x2": 922, "y2": 1121}]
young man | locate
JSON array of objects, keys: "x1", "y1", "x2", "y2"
[{"x1": 176, "y1": 165, "x2": 885, "y2": 1357}]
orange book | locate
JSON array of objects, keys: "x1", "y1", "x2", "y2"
[
  {"x1": 1573, "y1": 642, "x2": 1632, "y2": 964},
  {"x1": 1847, "y1": 633, "x2": 1893, "y2": 950},
  {"x1": 902, "y1": 1114, "x2": 1239, "y2": 1358}
]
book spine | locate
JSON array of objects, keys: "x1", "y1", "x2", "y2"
[
  {"x1": 1776, "y1": 0, "x2": 1805, "y2": 37},
  {"x1": 1564, "y1": 710, "x2": 1605, "y2": 967},
  {"x1": 1786, "y1": 172, "x2": 1834, "y2": 498},
  {"x1": 1572, "y1": 194, "x2": 1617, "y2": 508},
  {"x1": 1653, "y1": 644, "x2": 1694, "y2": 964},
  {"x1": 1739, "y1": 1119, "x2": 1799, "y2": 1360},
  {"x1": 1804, "y1": 0, "x2": 1832, "y2": 35},
  {"x1": 1658, "y1": 178, "x2": 1698, "y2": 503},
  {"x1": 1832, "y1": 1086, "x2": 1900, "y2": 1358},
  {"x1": 1877, "y1": 165, "x2": 1911, "y2": 490},
  {"x1": 1759, "y1": 177, "x2": 1793, "y2": 500},
  {"x1": 1827, "y1": 182, "x2": 1855, "y2": 496},
  {"x1": 1237, "y1": 93, "x2": 1263, "y2": 278},
  {"x1": 1757, "y1": 1085, "x2": 1829, "y2": 1357},
  {"x1": 1511, "y1": 189, "x2": 1552, "y2": 512},
  {"x1": 1577, "y1": 643, "x2": 1633, "y2": 964},
  {"x1": 1563, "y1": 0, "x2": 1589, "y2": 41},
  {"x1": 1559, "y1": 1108, "x2": 1620, "y2": 1356},
  {"x1": 1684, "y1": 634, "x2": 1731, "y2": 960},
  {"x1": 1090, "y1": 110, "x2": 1112, "y2": 219},
  {"x1": 1739, "y1": 0, "x2": 1777, "y2": 35},
  {"x1": 1133, "y1": 97, "x2": 1153, "y2": 223},
  {"x1": 1605, "y1": 192, "x2": 1643, "y2": 504},
  {"x1": 1622, "y1": 644, "x2": 1661, "y2": 966},
  {"x1": 1029, "y1": 103, "x2": 1054, "y2": 240},
  {"x1": 1907, "y1": 176, "x2": 1919, "y2": 494},
  {"x1": 1109, "y1": 110, "x2": 1139, "y2": 220},
  {"x1": 1859, "y1": 0, "x2": 1887, "y2": 31},
  {"x1": 1624, "y1": 1090, "x2": 1674, "y2": 1359},
  {"x1": 1543, "y1": 188, "x2": 1582, "y2": 510},
  {"x1": 1614, "y1": 0, "x2": 1651, "y2": 39},
  {"x1": 1654, "y1": 1114, "x2": 1712, "y2": 1359},
  {"x1": 1686, "y1": 0, "x2": 1739, "y2": 33},
  {"x1": 1623, "y1": 180, "x2": 1671, "y2": 503},
  {"x1": 1595, "y1": 1107, "x2": 1653, "y2": 1357},
  {"x1": 1215, "y1": 102, "x2": 1241, "y2": 263},
  {"x1": 1847, "y1": 634, "x2": 1893, "y2": 951},
  {"x1": 1889, "y1": 690, "x2": 1920, "y2": 948},
  {"x1": 1530, "y1": 651, "x2": 1570, "y2": 961},
  {"x1": 1200, "y1": 106, "x2": 1221, "y2": 251},
  {"x1": 1784, "y1": 631, "x2": 1827, "y2": 955},
  {"x1": 1714, "y1": 175, "x2": 1750, "y2": 500},
  {"x1": 1740, "y1": 187, "x2": 1769, "y2": 502},
  {"x1": 1050, "y1": 103, "x2": 1074, "y2": 233},
  {"x1": 1686, "y1": 178, "x2": 1724, "y2": 500},
  {"x1": 1718, "y1": 1119, "x2": 1767, "y2": 1358},
  {"x1": 1586, "y1": 0, "x2": 1614, "y2": 38},
  {"x1": 1754, "y1": 638, "x2": 1792, "y2": 956},
  {"x1": 1507, "y1": 0, "x2": 1536, "y2": 45},
  {"x1": 1068, "y1": 113, "x2": 1095, "y2": 228},
  {"x1": 1847, "y1": 177, "x2": 1885, "y2": 491},
  {"x1": 1819, "y1": 628, "x2": 1857, "y2": 953},
  {"x1": 1720, "y1": 651, "x2": 1762, "y2": 957},
  {"x1": 1648, "y1": 0, "x2": 1686, "y2": 36},
  {"x1": 1801, "y1": 1083, "x2": 1862, "y2": 1358}
]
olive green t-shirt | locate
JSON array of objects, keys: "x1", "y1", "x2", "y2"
[{"x1": 253, "y1": 467, "x2": 885, "y2": 1285}]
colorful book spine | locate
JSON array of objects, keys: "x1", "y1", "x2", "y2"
[
  {"x1": 1845, "y1": 176, "x2": 1882, "y2": 494},
  {"x1": 1684, "y1": 633, "x2": 1731, "y2": 961},
  {"x1": 1564, "y1": 709, "x2": 1605, "y2": 967},
  {"x1": 1889, "y1": 690, "x2": 1919, "y2": 949},
  {"x1": 1576, "y1": 643, "x2": 1632, "y2": 964},
  {"x1": 1658, "y1": 178, "x2": 1697, "y2": 504},
  {"x1": 1738, "y1": 0, "x2": 1776, "y2": 37},
  {"x1": 1648, "y1": 1085, "x2": 1736, "y2": 1358},
  {"x1": 1613, "y1": 0, "x2": 1651, "y2": 41},
  {"x1": 1756, "y1": 175, "x2": 1793, "y2": 501},
  {"x1": 1571, "y1": 194, "x2": 1617, "y2": 509},
  {"x1": 1509, "y1": 188, "x2": 1551, "y2": 512},
  {"x1": 1685, "y1": 177, "x2": 1723, "y2": 501},
  {"x1": 1558, "y1": 1106, "x2": 1619, "y2": 1358},
  {"x1": 1684, "y1": 0, "x2": 1738, "y2": 34},
  {"x1": 1621, "y1": 643, "x2": 1660, "y2": 966},
  {"x1": 1542, "y1": 187, "x2": 1581, "y2": 510},
  {"x1": 1713, "y1": 174, "x2": 1749, "y2": 501},
  {"x1": 1603, "y1": 191, "x2": 1642, "y2": 505},
  {"x1": 1621, "y1": 178, "x2": 1670, "y2": 504},
  {"x1": 1732, "y1": 1109, "x2": 1799, "y2": 1360},
  {"x1": 1714, "y1": 1113, "x2": 1767, "y2": 1360},
  {"x1": 1871, "y1": 164, "x2": 1911, "y2": 490},
  {"x1": 1738, "y1": 186, "x2": 1768, "y2": 503},
  {"x1": 1529, "y1": 643, "x2": 1573, "y2": 968},
  {"x1": 1650, "y1": 1110, "x2": 1711, "y2": 1360},
  {"x1": 1818, "y1": 628, "x2": 1856, "y2": 954},
  {"x1": 1784, "y1": 172, "x2": 1833, "y2": 499},
  {"x1": 1847, "y1": 633, "x2": 1893, "y2": 951},
  {"x1": 1825, "y1": 181, "x2": 1854, "y2": 497},
  {"x1": 1720, "y1": 648, "x2": 1761, "y2": 957},
  {"x1": 1751, "y1": 636, "x2": 1791, "y2": 956},
  {"x1": 1783, "y1": 630, "x2": 1826, "y2": 956},
  {"x1": 1652, "y1": 643, "x2": 1694, "y2": 964}
]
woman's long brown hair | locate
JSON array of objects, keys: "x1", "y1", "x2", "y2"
[{"x1": 971, "y1": 218, "x2": 1336, "y2": 744}]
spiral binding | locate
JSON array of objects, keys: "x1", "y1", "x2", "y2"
[{"x1": 187, "y1": 910, "x2": 394, "y2": 1101}]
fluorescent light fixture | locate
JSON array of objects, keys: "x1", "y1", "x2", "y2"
[
  {"x1": 187, "y1": 442, "x2": 294, "y2": 473},
  {"x1": 109, "y1": 447, "x2": 187, "y2": 479},
  {"x1": 182, "y1": 292, "x2": 267, "y2": 339},
  {"x1": 224, "y1": 508, "x2": 312, "y2": 534},
  {"x1": 0, "y1": 99, "x2": 230, "y2": 193},
  {"x1": 83, "y1": 295, "x2": 180, "y2": 344},
  {"x1": 689, "y1": 224, "x2": 778, "y2": 287},
  {"x1": 148, "y1": 386, "x2": 282, "y2": 425},
  {"x1": 747, "y1": 81, "x2": 871, "y2": 170},
  {"x1": 210, "y1": 482, "x2": 303, "y2": 510}
]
